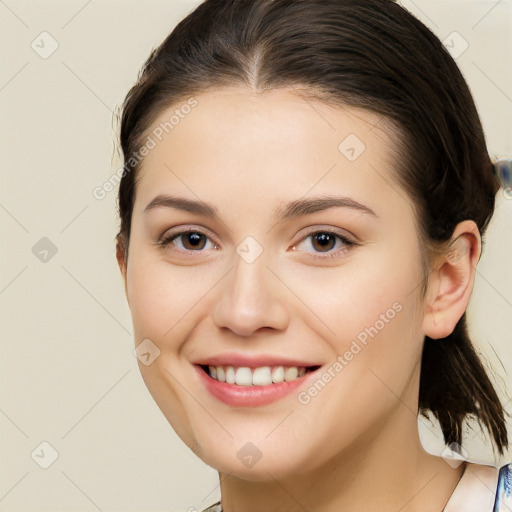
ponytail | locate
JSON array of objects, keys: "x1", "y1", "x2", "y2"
[{"x1": 419, "y1": 312, "x2": 510, "y2": 457}]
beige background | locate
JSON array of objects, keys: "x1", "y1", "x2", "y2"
[{"x1": 1, "y1": 1, "x2": 511, "y2": 511}]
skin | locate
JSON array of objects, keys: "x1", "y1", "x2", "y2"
[{"x1": 116, "y1": 87, "x2": 482, "y2": 511}]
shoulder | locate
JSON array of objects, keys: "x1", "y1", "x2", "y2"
[{"x1": 441, "y1": 461, "x2": 511, "y2": 512}]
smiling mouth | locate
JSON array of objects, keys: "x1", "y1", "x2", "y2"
[{"x1": 199, "y1": 364, "x2": 321, "y2": 386}]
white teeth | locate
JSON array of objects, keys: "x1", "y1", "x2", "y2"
[
  {"x1": 225, "y1": 366, "x2": 236, "y2": 384},
  {"x1": 284, "y1": 366, "x2": 298, "y2": 382},
  {"x1": 252, "y1": 366, "x2": 272, "y2": 386},
  {"x1": 216, "y1": 366, "x2": 226, "y2": 382},
  {"x1": 206, "y1": 364, "x2": 309, "y2": 385},
  {"x1": 235, "y1": 367, "x2": 253, "y2": 386},
  {"x1": 271, "y1": 366, "x2": 285, "y2": 383}
]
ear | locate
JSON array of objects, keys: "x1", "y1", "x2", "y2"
[
  {"x1": 423, "y1": 220, "x2": 481, "y2": 339},
  {"x1": 115, "y1": 234, "x2": 129, "y2": 304}
]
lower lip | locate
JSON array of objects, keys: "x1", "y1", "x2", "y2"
[{"x1": 195, "y1": 365, "x2": 314, "y2": 407}]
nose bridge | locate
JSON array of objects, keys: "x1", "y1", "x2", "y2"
[{"x1": 211, "y1": 240, "x2": 289, "y2": 336}]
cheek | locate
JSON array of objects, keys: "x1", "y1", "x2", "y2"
[
  {"x1": 289, "y1": 238, "x2": 425, "y2": 406},
  {"x1": 287, "y1": 238, "x2": 423, "y2": 344},
  {"x1": 293, "y1": 282, "x2": 423, "y2": 455},
  {"x1": 126, "y1": 248, "x2": 211, "y2": 342},
  {"x1": 125, "y1": 250, "x2": 215, "y2": 449}
]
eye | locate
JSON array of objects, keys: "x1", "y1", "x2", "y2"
[
  {"x1": 159, "y1": 229, "x2": 218, "y2": 253},
  {"x1": 158, "y1": 227, "x2": 356, "y2": 259},
  {"x1": 291, "y1": 229, "x2": 356, "y2": 259}
]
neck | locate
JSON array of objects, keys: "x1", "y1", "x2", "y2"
[{"x1": 217, "y1": 378, "x2": 465, "y2": 512}]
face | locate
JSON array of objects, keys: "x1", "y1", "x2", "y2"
[{"x1": 122, "y1": 87, "x2": 428, "y2": 480}]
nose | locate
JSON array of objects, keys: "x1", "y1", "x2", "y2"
[{"x1": 211, "y1": 250, "x2": 290, "y2": 337}]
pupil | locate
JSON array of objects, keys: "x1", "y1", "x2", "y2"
[
  {"x1": 185, "y1": 232, "x2": 205, "y2": 250},
  {"x1": 313, "y1": 233, "x2": 334, "y2": 251}
]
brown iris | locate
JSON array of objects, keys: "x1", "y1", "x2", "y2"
[
  {"x1": 310, "y1": 232, "x2": 336, "y2": 252},
  {"x1": 181, "y1": 232, "x2": 207, "y2": 250}
]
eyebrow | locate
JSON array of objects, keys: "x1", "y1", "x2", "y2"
[
  {"x1": 274, "y1": 195, "x2": 377, "y2": 220},
  {"x1": 144, "y1": 195, "x2": 218, "y2": 217},
  {"x1": 144, "y1": 194, "x2": 378, "y2": 220}
]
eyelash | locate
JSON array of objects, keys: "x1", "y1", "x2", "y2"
[
  {"x1": 158, "y1": 227, "x2": 357, "y2": 260},
  {"x1": 292, "y1": 230, "x2": 356, "y2": 259}
]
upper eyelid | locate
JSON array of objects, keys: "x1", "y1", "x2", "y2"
[
  {"x1": 296, "y1": 225, "x2": 355, "y2": 240},
  {"x1": 159, "y1": 226, "x2": 219, "y2": 244},
  {"x1": 158, "y1": 230, "x2": 219, "y2": 255}
]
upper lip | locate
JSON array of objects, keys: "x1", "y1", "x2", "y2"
[{"x1": 194, "y1": 353, "x2": 322, "y2": 368}]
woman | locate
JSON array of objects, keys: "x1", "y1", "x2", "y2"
[{"x1": 114, "y1": 0, "x2": 511, "y2": 510}]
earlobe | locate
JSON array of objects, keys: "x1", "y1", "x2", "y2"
[{"x1": 422, "y1": 220, "x2": 481, "y2": 340}]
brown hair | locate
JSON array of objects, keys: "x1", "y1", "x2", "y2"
[{"x1": 116, "y1": 0, "x2": 509, "y2": 456}]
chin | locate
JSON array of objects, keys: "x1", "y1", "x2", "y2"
[
  {"x1": 195, "y1": 439, "x2": 309, "y2": 481},
  {"x1": 214, "y1": 458, "x2": 302, "y2": 482}
]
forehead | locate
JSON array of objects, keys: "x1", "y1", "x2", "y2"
[
  {"x1": 141, "y1": 87, "x2": 395, "y2": 156},
  {"x1": 133, "y1": 87, "x2": 410, "y2": 222}
]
